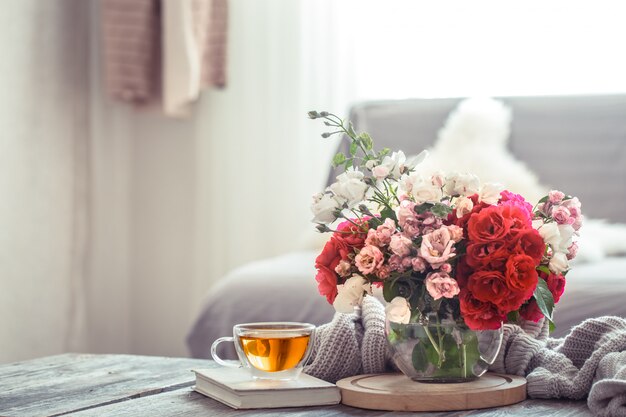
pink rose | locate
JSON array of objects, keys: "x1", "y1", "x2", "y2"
[
  {"x1": 567, "y1": 242, "x2": 578, "y2": 260},
  {"x1": 389, "y1": 254, "x2": 404, "y2": 272},
  {"x1": 552, "y1": 206, "x2": 574, "y2": 225},
  {"x1": 377, "y1": 265, "x2": 390, "y2": 280},
  {"x1": 334, "y1": 260, "x2": 352, "y2": 277},
  {"x1": 455, "y1": 196, "x2": 474, "y2": 218},
  {"x1": 425, "y1": 272, "x2": 460, "y2": 300},
  {"x1": 355, "y1": 245, "x2": 384, "y2": 275},
  {"x1": 364, "y1": 229, "x2": 381, "y2": 247},
  {"x1": 440, "y1": 263, "x2": 452, "y2": 273},
  {"x1": 445, "y1": 225, "x2": 464, "y2": 242},
  {"x1": 389, "y1": 234, "x2": 413, "y2": 257},
  {"x1": 420, "y1": 228, "x2": 455, "y2": 268},
  {"x1": 375, "y1": 218, "x2": 396, "y2": 245},
  {"x1": 412, "y1": 257, "x2": 427, "y2": 272},
  {"x1": 401, "y1": 256, "x2": 413, "y2": 271},
  {"x1": 548, "y1": 190, "x2": 565, "y2": 204},
  {"x1": 398, "y1": 202, "x2": 421, "y2": 238}
]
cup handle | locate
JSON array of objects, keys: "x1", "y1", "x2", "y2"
[{"x1": 210, "y1": 336, "x2": 241, "y2": 368}]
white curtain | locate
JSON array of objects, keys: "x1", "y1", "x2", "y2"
[{"x1": 0, "y1": 0, "x2": 90, "y2": 363}]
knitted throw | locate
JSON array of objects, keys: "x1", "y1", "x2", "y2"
[{"x1": 304, "y1": 297, "x2": 626, "y2": 417}]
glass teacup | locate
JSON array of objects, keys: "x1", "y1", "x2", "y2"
[{"x1": 211, "y1": 322, "x2": 316, "y2": 380}]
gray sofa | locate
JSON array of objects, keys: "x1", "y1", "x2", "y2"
[{"x1": 187, "y1": 95, "x2": 626, "y2": 359}]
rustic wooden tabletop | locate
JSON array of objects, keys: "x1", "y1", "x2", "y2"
[{"x1": 0, "y1": 353, "x2": 593, "y2": 417}]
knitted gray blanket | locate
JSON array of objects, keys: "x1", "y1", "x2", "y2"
[{"x1": 304, "y1": 296, "x2": 626, "y2": 417}]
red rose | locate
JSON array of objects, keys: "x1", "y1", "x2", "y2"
[
  {"x1": 333, "y1": 218, "x2": 369, "y2": 248},
  {"x1": 467, "y1": 205, "x2": 512, "y2": 243},
  {"x1": 500, "y1": 204, "x2": 532, "y2": 235},
  {"x1": 459, "y1": 290, "x2": 504, "y2": 330},
  {"x1": 315, "y1": 266, "x2": 338, "y2": 304},
  {"x1": 510, "y1": 229, "x2": 545, "y2": 264},
  {"x1": 465, "y1": 241, "x2": 509, "y2": 269},
  {"x1": 545, "y1": 272, "x2": 566, "y2": 304},
  {"x1": 504, "y1": 254, "x2": 539, "y2": 300},
  {"x1": 520, "y1": 299, "x2": 544, "y2": 322},
  {"x1": 315, "y1": 239, "x2": 349, "y2": 305},
  {"x1": 467, "y1": 270, "x2": 509, "y2": 306}
]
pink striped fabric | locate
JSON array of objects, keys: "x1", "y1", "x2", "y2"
[{"x1": 101, "y1": 0, "x2": 227, "y2": 107}]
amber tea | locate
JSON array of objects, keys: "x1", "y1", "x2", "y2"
[
  {"x1": 211, "y1": 322, "x2": 315, "y2": 380},
  {"x1": 239, "y1": 333, "x2": 310, "y2": 372}
]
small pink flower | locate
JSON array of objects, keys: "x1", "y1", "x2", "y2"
[
  {"x1": 389, "y1": 234, "x2": 413, "y2": 257},
  {"x1": 445, "y1": 225, "x2": 464, "y2": 242},
  {"x1": 365, "y1": 229, "x2": 381, "y2": 246},
  {"x1": 440, "y1": 263, "x2": 452, "y2": 273},
  {"x1": 377, "y1": 265, "x2": 390, "y2": 280},
  {"x1": 412, "y1": 257, "x2": 426, "y2": 272},
  {"x1": 552, "y1": 206, "x2": 575, "y2": 225},
  {"x1": 335, "y1": 260, "x2": 352, "y2": 277},
  {"x1": 420, "y1": 228, "x2": 455, "y2": 268},
  {"x1": 389, "y1": 254, "x2": 404, "y2": 272},
  {"x1": 355, "y1": 245, "x2": 384, "y2": 275},
  {"x1": 401, "y1": 256, "x2": 413, "y2": 271},
  {"x1": 375, "y1": 218, "x2": 396, "y2": 246},
  {"x1": 567, "y1": 242, "x2": 579, "y2": 260},
  {"x1": 425, "y1": 272, "x2": 460, "y2": 300},
  {"x1": 548, "y1": 190, "x2": 565, "y2": 204},
  {"x1": 397, "y1": 201, "x2": 417, "y2": 225}
]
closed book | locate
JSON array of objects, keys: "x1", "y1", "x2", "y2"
[{"x1": 193, "y1": 367, "x2": 341, "y2": 409}]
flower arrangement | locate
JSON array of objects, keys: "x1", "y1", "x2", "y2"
[{"x1": 309, "y1": 110, "x2": 582, "y2": 333}]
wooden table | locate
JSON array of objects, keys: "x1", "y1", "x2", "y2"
[{"x1": 0, "y1": 354, "x2": 593, "y2": 416}]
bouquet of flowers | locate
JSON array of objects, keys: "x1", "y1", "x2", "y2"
[{"x1": 309, "y1": 110, "x2": 582, "y2": 333}]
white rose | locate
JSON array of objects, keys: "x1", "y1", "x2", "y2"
[
  {"x1": 385, "y1": 297, "x2": 411, "y2": 324},
  {"x1": 404, "y1": 150, "x2": 429, "y2": 172},
  {"x1": 478, "y1": 182, "x2": 504, "y2": 205},
  {"x1": 311, "y1": 192, "x2": 341, "y2": 224},
  {"x1": 444, "y1": 173, "x2": 480, "y2": 196},
  {"x1": 329, "y1": 169, "x2": 368, "y2": 208},
  {"x1": 538, "y1": 222, "x2": 561, "y2": 248},
  {"x1": 333, "y1": 275, "x2": 371, "y2": 313},
  {"x1": 372, "y1": 165, "x2": 390, "y2": 179},
  {"x1": 549, "y1": 251, "x2": 569, "y2": 274},
  {"x1": 557, "y1": 224, "x2": 575, "y2": 252},
  {"x1": 404, "y1": 173, "x2": 443, "y2": 203},
  {"x1": 455, "y1": 196, "x2": 474, "y2": 218},
  {"x1": 373, "y1": 151, "x2": 408, "y2": 180}
]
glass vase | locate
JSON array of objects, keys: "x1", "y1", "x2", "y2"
[{"x1": 385, "y1": 316, "x2": 503, "y2": 382}]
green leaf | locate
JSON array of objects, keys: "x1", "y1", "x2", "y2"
[
  {"x1": 383, "y1": 279, "x2": 398, "y2": 302},
  {"x1": 412, "y1": 343, "x2": 430, "y2": 372},
  {"x1": 359, "y1": 133, "x2": 373, "y2": 151},
  {"x1": 431, "y1": 203, "x2": 453, "y2": 218},
  {"x1": 415, "y1": 202, "x2": 434, "y2": 214},
  {"x1": 537, "y1": 195, "x2": 549, "y2": 204},
  {"x1": 549, "y1": 321, "x2": 556, "y2": 333},
  {"x1": 380, "y1": 206, "x2": 398, "y2": 222},
  {"x1": 347, "y1": 123, "x2": 356, "y2": 138},
  {"x1": 349, "y1": 142, "x2": 358, "y2": 156},
  {"x1": 507, "y1": 310, "x2": 520, "y2": 323},
  {"x1": 379, "y1": 148, "x2": 391, "y2": 157},
  {"x1": 332, "y1": 153, "x2": 346, "y2": 167},
  {"x1": 537, "y1": 265, "x2": 550, "y2": 275},
  {"x1": 533, "y1": 278, "x2": 555, "y2": 321}
]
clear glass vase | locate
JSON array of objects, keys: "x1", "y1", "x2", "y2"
[{"x1": 385, "y1": 316, "x2": 503, "y2": 382}]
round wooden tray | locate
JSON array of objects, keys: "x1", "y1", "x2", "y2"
[{"x1": 336, "y1": 372, "x2": 527, "y2": 412}]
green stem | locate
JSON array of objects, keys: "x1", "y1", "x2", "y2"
[{"x1": 423, "y1": 326, "x2": 441, "y2": 357}]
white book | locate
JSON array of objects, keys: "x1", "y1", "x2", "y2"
[{"x1": 193, "y1": 367, "x2": 341, "y2": 409}]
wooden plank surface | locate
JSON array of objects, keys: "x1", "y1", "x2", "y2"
[
  {"x1": 70, "y1": 386, "x2": 593, "y2": 417},
  {"x1": 0, "y1": 353, "x2": 213, "y2": 417},
  {"x1": 0, "y1": 354, "x2": 593, "y2": 417}
]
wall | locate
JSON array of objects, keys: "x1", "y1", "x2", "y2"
[{"x1": 0, "y1": 0, "x2": 90, "y2": 362}]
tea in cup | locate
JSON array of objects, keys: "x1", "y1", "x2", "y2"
[{"x1": 211, "y1": 322, "x2": 315, "y2": 380}]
